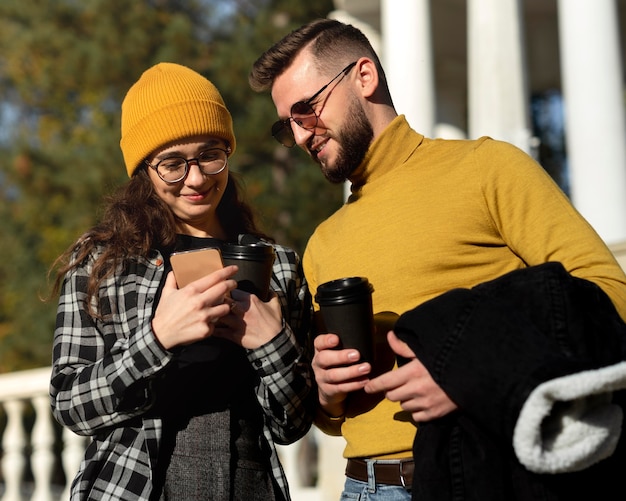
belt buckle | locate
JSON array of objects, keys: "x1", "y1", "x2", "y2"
[{"x1": 398, "y1": 459, "x2": 410, "y2": 490}]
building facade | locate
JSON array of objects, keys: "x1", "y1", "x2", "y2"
[{"x1": 331, "y1": 0, "x2": 626, "y2": 244}]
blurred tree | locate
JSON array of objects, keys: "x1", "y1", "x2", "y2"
[
  {"x1": 0, "y1": 0, "x2": 340, "y2": 371},
  {"x1": 204, "y1": 0, "x2": 343, "y2": 248}
]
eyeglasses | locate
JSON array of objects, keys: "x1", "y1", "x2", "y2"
[
  {"x1": 271, "y1": 61, "x2": 357, "y2": 147},
  {"x1": 145, "y1": 147, "x2": 231, "y2": 183}
]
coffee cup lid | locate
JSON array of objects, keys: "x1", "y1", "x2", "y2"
[
  {"x1": 315, "y1": 276, "x2": 374, "y2": 305},
  {"x1": 221, "y1": 243, "x2": 275, "y2": 260}
]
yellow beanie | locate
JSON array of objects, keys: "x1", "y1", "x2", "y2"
[{"x1": 120, "y1": 62, "x2": 236, "y2": 177}]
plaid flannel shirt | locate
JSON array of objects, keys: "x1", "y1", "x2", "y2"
[{"x1": 50, "y1": 237, "x2": 314, "y2": 500}]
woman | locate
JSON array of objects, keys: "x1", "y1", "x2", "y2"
[{"x1": 50, "y1": 62, "x2": 314, "y2": 501}]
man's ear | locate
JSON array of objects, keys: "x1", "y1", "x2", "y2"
[{"x1": 354, "y1": 58, "x2": 379, "y2": 99}]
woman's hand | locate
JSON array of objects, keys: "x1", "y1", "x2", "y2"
[
  {"x1": 151, "y1": 266, "x2": 238, "y2": 350},
  {"x1": 213, "y1": 288, "x2": 283, "y2": 349}
]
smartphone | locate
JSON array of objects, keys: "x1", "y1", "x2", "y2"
[{"x1": 170, "y1": 247, "x2": 224, "y2": 288}]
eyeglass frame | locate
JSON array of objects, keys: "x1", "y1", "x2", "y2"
[
  {"x1": 144, "y1": 146, "x2": 231, "y2": 184},
  {"x1": 271, "y1": 61, "x2": 358, "y2": 147}
]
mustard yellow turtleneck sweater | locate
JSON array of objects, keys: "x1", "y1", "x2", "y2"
[{"x1": 304, "y1": 115, "x2": 626, "y2": 460}]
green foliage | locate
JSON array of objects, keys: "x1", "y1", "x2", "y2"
[
  {"x1": 0, "y1": 0, "x2": 340, "y2": 371},
  {"x1": 204, "y1": 0, "x2": 344, "y2": 251}
]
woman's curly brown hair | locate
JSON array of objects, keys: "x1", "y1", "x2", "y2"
[{"x1": 49, "y1": 167, "x2": 269, "y2": 317}]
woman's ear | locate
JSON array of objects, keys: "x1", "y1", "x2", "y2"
[{"x1": 354, "y1": 58, "x2": 379, "y2": 99}]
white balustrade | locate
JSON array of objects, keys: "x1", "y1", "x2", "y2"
[
  {"x1": 0, "y1": 367, "x2": 343, "y2": 500},
  {"x1": 0, "y1": 367, "x2": 78, "y2": 501}
]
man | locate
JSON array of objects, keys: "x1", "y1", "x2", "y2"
[{"x1": 249, "y1": 18, "x2": 626, "y2": 500}]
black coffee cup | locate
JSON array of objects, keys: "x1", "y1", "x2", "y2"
[
  {"x1": 315, "y1": 277, "x2": 375, "y2": 364},
  {"x1": 221, "y1": 243, "x2": 275, "y2": 301}
]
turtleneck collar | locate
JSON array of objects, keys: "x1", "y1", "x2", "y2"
[{"x1": 348, "y1": 115, "x2": 424, "y2": 193}]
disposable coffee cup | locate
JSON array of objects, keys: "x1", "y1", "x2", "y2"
[
  {"x1": 315, "y1": 277, "x2": 375, "y2": 364},
  {"x1": 221, "y1": 243, "x2": 275, "y2": 301}
]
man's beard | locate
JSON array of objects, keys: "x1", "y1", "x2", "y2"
[{"x1": 320, "y1": 97, "x2": 374, "y2": 184}]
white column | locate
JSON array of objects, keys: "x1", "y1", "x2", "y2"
[
  {"x1": 381, "y1": 0, "x2": 435, "y2": 136},
  {"x1": 328, "y1": 9, "x2": 381, "y2": 55},
  {"x1": 557, "y1": 0, "x2": 626, "y2": 244},
  {"x1": 467, "y1": 0, "x2": 532, "y2": 152}
]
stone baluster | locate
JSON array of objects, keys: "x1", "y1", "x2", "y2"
[
  {"x1": 30, "y1": 395, "x2": 56, "y2": 501},
  {"x1": 1, "y1": 399, "x2": 27, "y2": 501},
  {"x1": 61, "y1": 428, "x2": 87, "y2": 499}
]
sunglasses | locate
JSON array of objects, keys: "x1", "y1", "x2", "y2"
[{"x1": 271, "y1": 61, "x2": 357, "y2": 147}]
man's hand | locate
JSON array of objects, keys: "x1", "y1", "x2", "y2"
[
  {"x1": 312, "y1": 333, "x2": 371, "y2": 417},
  {"x1": 364, "y1": 331, "x2": 457, "y2": 422}
]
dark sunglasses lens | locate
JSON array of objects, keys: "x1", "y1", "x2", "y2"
[
  {"x1": 271, "y1": 121, "x2": 295, "y2": 147},
  {"x1": 291, "y1": 101, "x2": 314, "y2": 115},
  {"x1": 291, "y1": 102, "x2": 318, "y2": 130}
]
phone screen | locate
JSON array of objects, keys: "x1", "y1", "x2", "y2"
[{"x1": 170, "y1": 247, "x2": 224, "y2": 288}]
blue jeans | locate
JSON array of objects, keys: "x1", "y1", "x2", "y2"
[{"x1": 340, "y1": 477, "x2": 411, "y2": 500}]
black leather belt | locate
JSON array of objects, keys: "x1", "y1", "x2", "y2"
[{"x1": 345, "y1": 458, "x2": 414, "y2": 488}]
